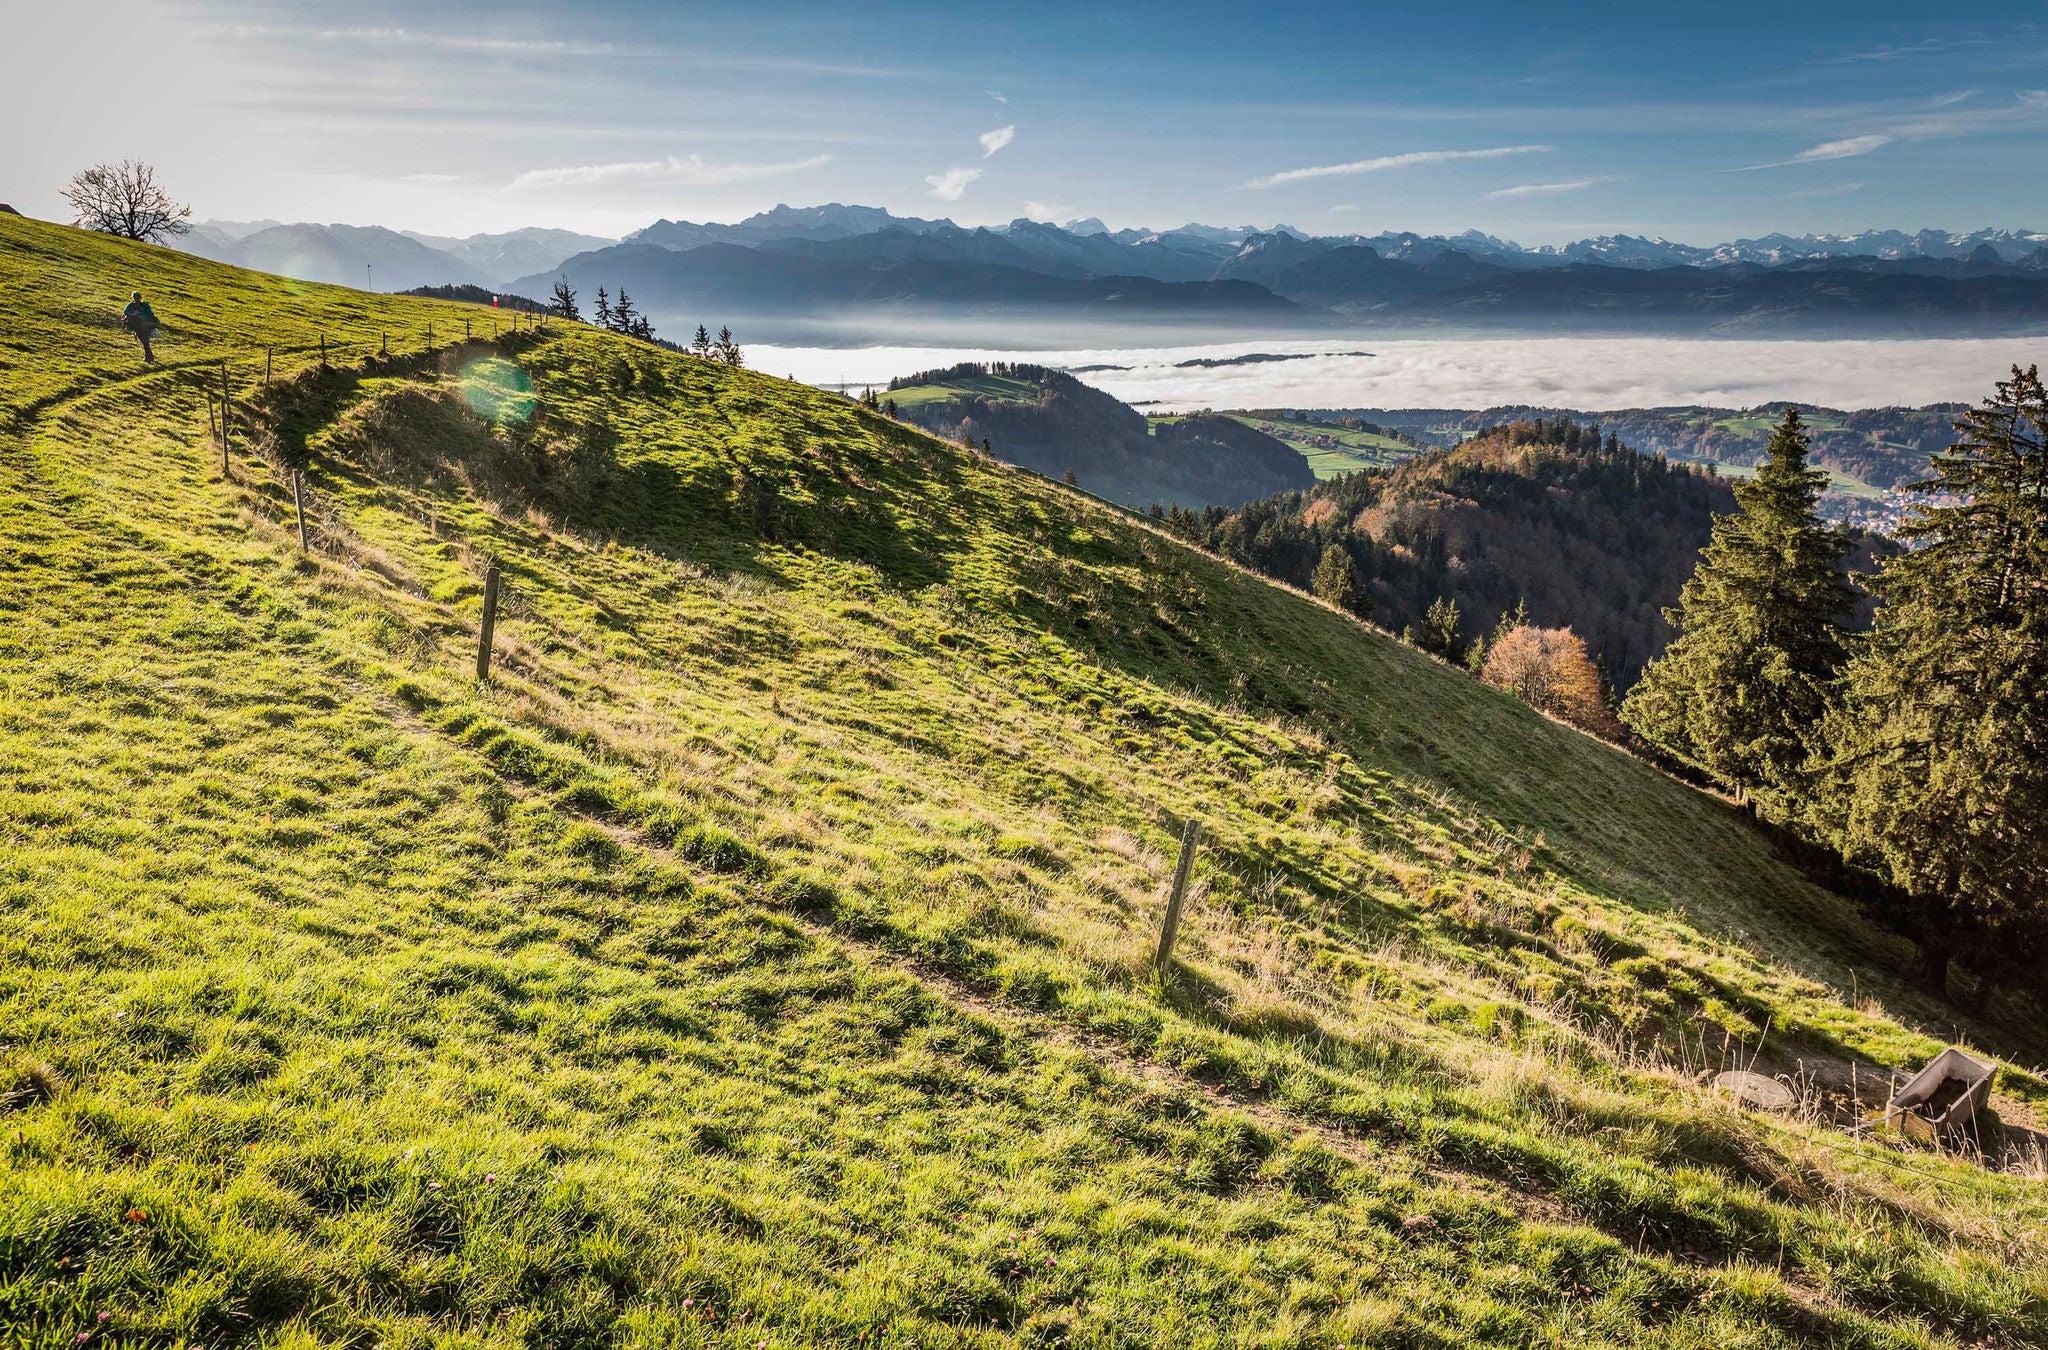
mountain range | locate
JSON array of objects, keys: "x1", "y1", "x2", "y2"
[
  {"x1": 178, "y1": 221, "x2": 614, "y2": 291},
  {"x1": 167, "y1": 206, "x2": 2048, "y2": 337}
]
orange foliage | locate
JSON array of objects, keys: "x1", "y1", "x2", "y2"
[{"x1": 1480, "y1": 625, "x2": 1622, "y2": 738}]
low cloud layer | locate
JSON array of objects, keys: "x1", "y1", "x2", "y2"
[{"x1": 755, "y1": 336, "x2": 2022, "y2": 413}]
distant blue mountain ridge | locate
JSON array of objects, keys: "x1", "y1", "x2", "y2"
[{"x1": 169, "y1": 205, "x2": 2048, "y2": 336}]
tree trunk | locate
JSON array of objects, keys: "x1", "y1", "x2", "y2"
[
  {"x1": 1917, "y1": 941, "x2": 1951, "y2": 999},
  {"x1": 1965, "y1": 971, "x2": 1995, "y2": 1017}
]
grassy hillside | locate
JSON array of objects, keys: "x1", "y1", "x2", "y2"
[
  {"x1": 882, "y1": 363, "x2": 1313, "y2": 509},
  {"x1": 3, "y1": 214, "x2": 2047, "y2": 1349},
  {"x1": 1151, "y1": 414, "x2": 1417, "y2": 479}
]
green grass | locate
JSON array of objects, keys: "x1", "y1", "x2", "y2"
[
  {"x1": 884, "y1": 373, "x2": 1046, "y2": 411},
  {"x1": 1180, "y1": 414, "x2": 1416, "y2": 479},
  {"x1": 1694, "y1": 458, "x2": 1887, "y2": 501},
  {"x1": 4, "y1": 213, "x2": 2048, "y2": 1349},
  {"x1": 1146, "y1": 414, "x2": 1412, "y2": 479}
]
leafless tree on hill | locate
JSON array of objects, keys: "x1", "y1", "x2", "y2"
[{"x1": 62, "y1": 161, "x2": 192, "y2": 243}]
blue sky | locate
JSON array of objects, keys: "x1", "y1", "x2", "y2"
[{"x1": 6, "y1": 0, "x2": 2046, "y2": 241}]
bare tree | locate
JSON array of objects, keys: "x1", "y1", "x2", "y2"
[
  {"x1": 62, "y1": 161, "x2": 192, "y2": 243},
  {"x1": 548, "y1": 279, "x2": 581, "y2": 321}
]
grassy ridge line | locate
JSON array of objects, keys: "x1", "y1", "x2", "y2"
[{"x1": 3, "y1": 214, "x2": 2046, "y2": 1345}]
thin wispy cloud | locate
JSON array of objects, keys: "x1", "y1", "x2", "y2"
[
  {"x1": 508, "y1": 154, "x2": 831, "y2": 191},
  {"x1": 1023, "y1": 200, "x2": 1070, "y2": 222},
  {"x1": 980, "y1": 125, "x2": 1016, "y2": 157},
  {"x1": 925, "y1": 166, "x2": 982, "y2": 201},
  {"x1": 1243, "y1": 145, "x2": 1549, "y2": 189},
  {"x1": 1328, "y1": 204, "x2": 1359, "y2": 214},
  {"x1": 1485, "y1": 177, "x2": 1608, "y2": 199},
  {"x1": 1814, "y1": 36, "x2": 1994, "y2": 65},
  {"x1": 315, "y1": 27, "x2": 616, "y2": 57},
  {"x1": 988, "y1": 90, "x2": 1007, "y2": 104},
  {"x1": 1739, "y1": 133, "x2": 1893, "y2": 170},
  {"x1": 1787, "y1": 181, "x2": 1866, "y2": 199}
]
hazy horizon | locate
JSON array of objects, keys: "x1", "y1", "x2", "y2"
[{"x1": 8, "y1": 2, "x2": 2048, "y2": 242}]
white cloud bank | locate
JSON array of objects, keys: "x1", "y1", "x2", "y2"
[
  {"x1": 1244, "y1": 145, "x2": 1549, "y2": 189},
  {"x1": 979, "y1": 125, "x2": 1015, "y2": 157},
  {"x1": 750, "y1": 337, "x2": 2023, "y2": 414},
  {"x1": 508, "y1": 154, "x2": 831, "y2": 191},
  {"x1": 1023, "y1": 199, "x2": 1069, "y2": 222},
  {"x1": 925, "y1": 166, "x2": 982, "y2": 201}
]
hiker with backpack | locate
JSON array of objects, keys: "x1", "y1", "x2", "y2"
[{"x1": 122, "y1": 290, "x2": 159, "y2": 362}]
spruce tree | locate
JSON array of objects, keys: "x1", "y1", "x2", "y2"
[
  {"x1": 1311, "y1": 543, "x2": 1357, "y2": 611},
  {"x1": 692, "y1": 324, "x2": 712, "y2": 358},
  {"x1": 1622, "y1": 408, "x2": 1853, "y2": 814},
  {"x1": 1816, "y1": 366, "x2": 2048, "y2": 998},
  {"x1": 1421, "y1": 595, "x2": 1462, "y2": 661},
  {"x1": 611, "y1": 289, "x2": 638, "y2": 335},
  {"x1": 593, "y1": 288, "x2": 612, "y2": 330}
]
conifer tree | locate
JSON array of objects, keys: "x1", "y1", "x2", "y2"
[
  {"x1": 593, "y1": 287, "x2": 612, "y2": 330},
  {"x1": 1421, "y1": 595, "x2": 1463, "y2": 661},
  {"x1": 1622, "y1": 408, "x2": 1853, "y2": 814},
  {"x1": 611, "y1": 289, "x2": 638, "y2": 335},
  {"x1": 692, "y1": 324, "x2": 712, "y2": 358},
  {"x1": 548, "y1": 279, "x2": 580, "y2": 321},
  {"x1": 1816, "y1": 366, "x2": 2048, "y2": 998},
  {"x1": 1311, "y1": 543, "x2": 1358, "y2": 612}
]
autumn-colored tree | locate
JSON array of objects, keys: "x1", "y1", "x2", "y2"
[{"x1": 1483, "y1": 625, "x2": 1621, "y2": 738}]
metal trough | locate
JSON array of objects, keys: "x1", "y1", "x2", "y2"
[{"x1": 1886, "y1": 1047, "x2": 1996, "y2": 1144}]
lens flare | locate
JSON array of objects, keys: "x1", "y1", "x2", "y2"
[{"x1": 458, "y1": 356, "x2": 536, "y2": 424}]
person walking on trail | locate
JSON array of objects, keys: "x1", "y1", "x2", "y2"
[{"x1": 122, "y1": 290, "x2": 160, "y2": 362}]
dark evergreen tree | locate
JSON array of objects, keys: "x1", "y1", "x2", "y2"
[
  {"x1": 1816, "y1": 366, "x2": 2048, "y2": 999},
  {"x1": 1622, "y1": 409, "x2": 1853, "y2": 814},
  {"x1": 1420, "y1": 595, "x2": 1463, "y2": 661},
  {"x1": 1311, "y1": 543, "x2": 1358, "y2": 613},
  {"x1": 715, "y1": 325, "x2": 743, "y2": 367},
  {"x1": 692, "y1": 324, "x2": 712, "y2": 358},
  {"x1": 593, "y1": 287, "x2": 612, "y2": 330},
  {"x1": 548, "y1": 279, "x2": 580, "y2": 322},
  {"x1": 611, "y1": 289, "x2": 638, "y2": 335}
]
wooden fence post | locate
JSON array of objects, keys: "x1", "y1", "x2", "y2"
[
  {"x1": 265, "y1": 348, "x2": 273, "y2": 384},
  {"x1": 1153, "y1": 817, "x2": 1201, "y2": 974},
  {"x1": 476, "y1": 560, "x2": 501, "y2": 681},
  {"x1": 292, "y1": 470, "x2": 310, "y2": 554},
  {"x1": 319, "y1": 333, "x2": 327, "y2": 366}
]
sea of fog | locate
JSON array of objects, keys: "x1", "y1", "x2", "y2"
[{"x1": 752, "y1": 335, "x2": 2046, "y2": 412}]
